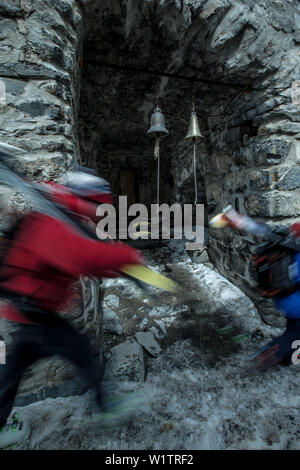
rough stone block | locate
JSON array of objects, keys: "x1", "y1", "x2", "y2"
[
  {"x1": 103, "y1": 307, "x2": 123, "y2": 335},
  {"x1": 248, "y1": 168, "x2": 285, "y2": 189},
  {"x1": 104, "y1": 339, "x2": 145, "y2": 382},
  {"x1": 276, "y1": 167, "x2": 300, "y2": 191},
  {"x1": 189, "y1": 247, "x2": 210, "y2": 264},
  {"x1": 295, "y1": 12, "x2": 300, "y2": 43},
  {"x1": 135, "y1": 331, "x2": 162, "y2": 357},
  {"x1": 258, "y1": 121, "x2": 300, "y2": 136},
  {"x1": 236, "y1": 139, "x2": 292, "y2": 166},
  {"x1": 245, "y1": 191, "x2": 300, "y2": 217}
]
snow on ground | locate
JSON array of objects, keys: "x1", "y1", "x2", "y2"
[
  {"x1": 11, "y1": 242, "x2": 300, "y2": 450},
  {"x1": 14, "y1": 342, "x2": 300, "y2": 450}
]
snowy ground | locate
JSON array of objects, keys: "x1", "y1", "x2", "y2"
[
  {"x1": 14, "y1": 346, "x2": 300, "y2": 450},
  {"x1": 11, "y1": 242, "x2": 300, "y2": 450}
]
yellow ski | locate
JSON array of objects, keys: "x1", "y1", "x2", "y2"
[{"x1": 120, "y1": 264, "x2": 178, "y2": 292}]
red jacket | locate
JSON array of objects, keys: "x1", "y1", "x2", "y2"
[{"x1": 0, "y1": 212, "x2": 140, "y2": 324}]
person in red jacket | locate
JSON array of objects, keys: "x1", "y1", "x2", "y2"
[{"x1": 0, "y1": 172, "x2": 143, "y2": 446}]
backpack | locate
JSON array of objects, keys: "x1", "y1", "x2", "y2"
[
  {"x1": 0, "y1": 217, "x2": 60, "y2": 323},
  {"x1": 0, "y1": 234, "x2": 9, "y2": 265},
  {"x1": 251, "y1": 240, "x2": 300, "y2": 298},
  {"x1": 0, "y1": 221, "x2": 20, "y2": 267}
]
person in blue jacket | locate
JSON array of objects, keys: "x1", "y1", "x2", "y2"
[
  {"x1": 256, "y1": 248, "x2": 300, "y2": 370},
  {"x1": 210, "y1": 207, "x2": 300, "y2": 370}
]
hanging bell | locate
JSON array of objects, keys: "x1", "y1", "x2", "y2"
[
  {"x1": 185, "y1": 111, "x2": 202, "y2": 140},
  {"x1": 147, "y1": 106, "x2": 169, "y2": 137}
]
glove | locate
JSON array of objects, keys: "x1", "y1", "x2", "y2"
[
  {"x1": 120, "y1": 244, "x2": 146, "y2": 267},
  {"x1": 131, "y1": 251, "x2": 146, "y2": 267}
]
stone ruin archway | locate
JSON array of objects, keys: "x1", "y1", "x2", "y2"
[
  {"x1": 78, "y1": 0, "x2": 300, "y2": 299},
  {"x1": 0, "y1": 0, "x2": 299, "y2": 430},
  {"x1": 0, "y1": 0, "x2": 299, "y2": 307}
]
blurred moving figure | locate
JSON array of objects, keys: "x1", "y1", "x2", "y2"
[
  {"x1": 0, "y1": 167, "x2": 144, "y2": 447},
  {"x1": 252, "y1": 223, "x2": 300, "y2": 370},
  {"x1": 210, "y1": 206, "x2": 300, "y2": 371}
]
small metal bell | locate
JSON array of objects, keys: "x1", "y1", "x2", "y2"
[
  {"x1": 186, "y1": 111, "x2": 202, "y2": 140},
  {"x1": 147, "y1": 106, "x2": 169, "y2": 137}
]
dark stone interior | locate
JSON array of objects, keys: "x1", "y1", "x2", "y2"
[{"x1": 77, "y1": 0, "x2": 300, "y2": 304}]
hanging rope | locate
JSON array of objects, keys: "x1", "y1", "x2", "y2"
[
  {"x1": 155, "y1": 74, "x2": 160, "y2": 205},
  {"x1": 154, "y1": 136, "x2": 160, "y2": 160}
]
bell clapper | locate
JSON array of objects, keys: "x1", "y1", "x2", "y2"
[{"x1": 154, "y1": 136, "x2": 160, "y2": 160}]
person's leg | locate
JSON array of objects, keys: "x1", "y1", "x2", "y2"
[
  {"x1": 0, "y1": 325, "x2": 41, "y2": 428},
  {"x1": 255, "y1": 318, "x2": 300, "y2": 369},
  {"x1": 41, "y1": 315, "x2": 104, "y2": 407},
  {"x1": 279, "y1": 318, "x2": 300, "y2": 365},
  {"x1": 39, "y1": 315, "x2": 144, "y2": 425}
]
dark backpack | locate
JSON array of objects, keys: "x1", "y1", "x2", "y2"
[
  {"x1": 251, "y1": 241, "x2": 299, "y2": 298},
  {"x1": 0, "y1": 220, "x2": 21, "y2": 267}
]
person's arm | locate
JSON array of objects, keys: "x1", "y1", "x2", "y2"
[{"x1": 22, "y1": 213, "x2": 143, "y2": 278}]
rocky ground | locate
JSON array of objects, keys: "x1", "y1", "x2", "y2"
[{"x1": 11, "y1": 242, "x2": 300, "y2": 450}]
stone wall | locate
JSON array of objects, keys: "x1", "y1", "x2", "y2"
[
  {"x1": 0, "y1": 0, "x2": 85, "y2": 178},
  {"x1": 206, "y1": 83, "x2": 300, "y2": 291},
  {"x1": 202, "y1": 21, "x2": 300, "y2": 297}
]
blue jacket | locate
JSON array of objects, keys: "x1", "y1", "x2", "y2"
[{"x1": 275, "y1": 253, "x2": 300, "y2": 319}]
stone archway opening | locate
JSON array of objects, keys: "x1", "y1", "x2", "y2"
[
  {"x1": 77, "y1": 0, "x2": 300, "y2": 311},
  {"x1": 0, "y1": 0, "x2": 299, "y2": 435}
]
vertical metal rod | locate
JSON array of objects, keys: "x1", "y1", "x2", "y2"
[
  {"x1": 193, "y1": 140, "x2": 197, "y2": 205},
  {"x1": 157, "y1": 148, "x2": 160, "y2": 206}
]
